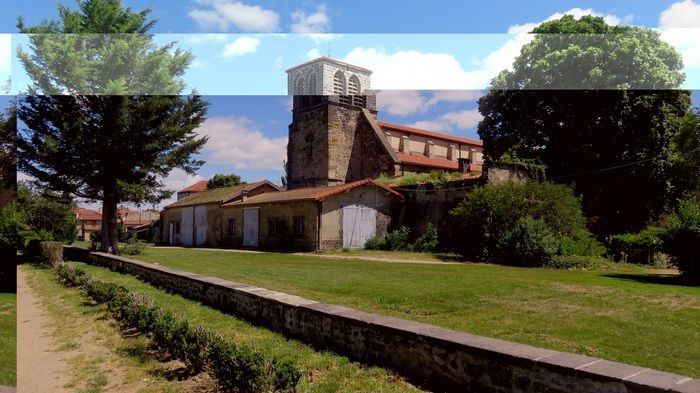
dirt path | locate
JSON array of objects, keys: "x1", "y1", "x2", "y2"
[{"x1": 16, "y1": 268, "x2": 71, "y2": 393}]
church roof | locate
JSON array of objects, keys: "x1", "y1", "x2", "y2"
[
  {"x1": 378, "y1": 121, "x2": 483, "y2": 147},
  {"x1": 395, "y1": 153, "x2": 460, "y2": 170},
  {"x1": 223, "y1": 179, "x2": 402, "y2": 207},
  {"x1": 286, "y1": 56, "x2": 373, "y2": 75}
]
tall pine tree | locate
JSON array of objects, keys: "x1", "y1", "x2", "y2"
[{"x1": 17, "y1": 0, "x2": 208, "y2": 253}]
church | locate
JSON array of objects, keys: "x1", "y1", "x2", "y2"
[{"x1": 161, "y1": 57, "x2": 485, "y2": 251}]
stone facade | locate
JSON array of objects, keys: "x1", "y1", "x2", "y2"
[
  {"x1": 74, "y1": 248, "x2": 699, "y2": 393},
  {"x1": 287, "y1": 100, "x2": 399, "y2": 189}
]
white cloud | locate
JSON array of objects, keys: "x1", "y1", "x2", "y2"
[
  {"x1": 409, "y1": 120, "x2": 452, "y2": 133},
  {"x1": 377, "y1": 91, "x2": 429, "y2": 116},
  {"x1": 290, "y1": 5, "x2": 330, "y2": 33},
  {"x1": 186, "y1": 33, "x2": 229, "y2": 45},
  {"x1": 440, "y1": 109, "x2": 483, "y2": 129},
  {"x1": 306, "y1": 48, "x2": 322, "y2": 59},
  {"x1": 304, "y1": 34, "x2": 338, "y2": 44},
  {"x1": 189, "y1": 0, "x2": 279, "y2": 32},
  {"x1": 220, "y1": 36, "x2": 260, "y2": 58},
  {"x1": 425, "y1": 91, "x2": 483, "y2": 106},
  {"x1": 197, "y1": 116, "x2": 287, "y2": 170},
  {"x1": 660, "y1": 0, "x2": 700, "y2": 27}
]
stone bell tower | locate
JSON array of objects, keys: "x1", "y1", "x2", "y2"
[{"x1": 285, "y1": 57, "x2": 398, "y2": 190}]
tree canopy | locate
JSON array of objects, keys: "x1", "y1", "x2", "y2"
[
  {"x1": 0, "y1": 104, "x2": 15, "y2": 196},
  {"x1": 478, "y1": 15, "x2": 691, "y2": 235},
  {"x1": 17, "y1": 0, "x2": 208, "y2": 253},
  {"x1": 207, "y1": 174, "x2": 246, "y2": 189},
  {"x1": 670, "y1": 108, "x2": 700, "y2": 201}
]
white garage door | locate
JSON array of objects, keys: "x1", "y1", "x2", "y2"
[
  {"x1": 243, "y1": 208, "x2": 259, "y2": 247},
  {"x1": 195, "y1": 206, "x2": 207, "y2": 246},
  {"x1": 181, "y1": 207, "x2": 193, "y2": 246},
  {"x1": 343, "y1": 205, "x2": 377, "y2": 249}
]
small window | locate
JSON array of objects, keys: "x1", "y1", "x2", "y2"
[
  {"x1": 228, "y1": 219, "x2": 235, "y2": 235},
  {"x1": 293, "y1": 216, "x2": 305, "y2": 238},
  {"x1": 268, "y1": 217, "x2": 279, "y2": 236},
  {"x1": 175, "y1": 222, "x2": 181, "y2": 234}
]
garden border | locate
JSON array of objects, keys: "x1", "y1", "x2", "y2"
[{"x1": 65, "y1": 246, "x2": 699, "y2": 393}]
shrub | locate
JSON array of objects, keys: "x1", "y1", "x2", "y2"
[
  {"x1": 500, "y1": 216, "x2": 559, "y2": 266},
  {"x1": 364, "y1": 236, "x2": 386, "y2": 250},
  {"x1": 273, "y1": 360, "x2": 303, "y2": 392},
  {"x1": 663, "y1": 199, "x2": 700, "y2": 281},
  {"x1": 413, "y1": 223, "x2": 439, "y2": 252},
  {"x1": 545, "y1": 255, "x2": 614, "y2": 270},
  {"x1": 608, "y1": 227, "x2": 666, "y2": 265},
  {"x1": 385, "y1": 226, "x2": 411, "y2": 251},
  {"x1": 0, "y1": 203, "x2": 22, "y2": 250},
  {"x1": 398, "y1": 173, "x2": 421, "y2": 187},
  {"x1": 450, "y1": 182, "x2": 601, "y2": 266},
  {"x1": 208, "y1": 336, "x2": 271, "y2": 392},
  {"x1": 169, "y1": 321, "x2": 211, "y2": 373},
  {"x1": 118, "y1": 237, "x2": 148, "y2": 256},
  {"x1": 40, "y1": 241, "x2": 65, "y2": 266}
]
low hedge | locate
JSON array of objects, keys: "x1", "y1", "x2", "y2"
[{"x1": 55, "y1": 263, "x2": 302, "y2": 392}]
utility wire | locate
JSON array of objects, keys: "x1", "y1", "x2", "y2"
[{"x1": 549, "y1": 157, "x2": 657, "y2": 180}]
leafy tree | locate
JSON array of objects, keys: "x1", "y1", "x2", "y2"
[
  {"x1": 670, "y1": 109, "x2": 700, "y2": 201},
  {"x1": 17, "y1": 0, "x2": 208, "y2": 253},
  {"x1": 0, "y1": 103, "x2": 15, "y2": 200},
  {"x1": 16, "y1": 183, "x2": 78, "y2": 243},
  {"x1": 478, "y1": 15, "x2": 691, "y2": 236},
  {"x1": 663, "y1": 199, "x2": 700, "y2": 282},
  {"x1": 207, "y1": 173, "x2": 245, "y2": 189}
]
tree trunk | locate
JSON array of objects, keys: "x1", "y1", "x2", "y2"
[{"x1": 101, "y1": 189, "x2": 119, "y2": 254}]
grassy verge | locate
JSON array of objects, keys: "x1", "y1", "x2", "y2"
[
  {"x1": 22, "y1": 264, "x2": 211, "y2": 392},
  {"x1": 0, "y1": 292, "x2": 16, "y2": 387},
  {"x1": 65, "y1": 261, "x2": 422, "y2": 392},
  {"x1": 324, "y1": 249, "x2": 462, "y2": 262},
  {"x1": 127, "y1": 247, "x2": 700, "y2": 377}
]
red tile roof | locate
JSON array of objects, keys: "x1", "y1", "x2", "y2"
[
  {"x1": 74, "y1": 208, "x2": 102, "y2": 221},
  {"x1": 378, "y1": 121, "x2": 483, "y2": 147},
  {"x1": 223, "y1": 179, "x2": 402, "y2": 207},
  {"x1": 179, "y1": 180, "x2": 208, "y2": 193},
  {"x1": 396, "y1": 153, "x2": 460, "y2": 170}
]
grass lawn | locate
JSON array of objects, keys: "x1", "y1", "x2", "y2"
[
  {"x1": 323, "y1": 249, "x2": 462, "y2": 262},
  {"x1": 60, "y1": 262, "x2": 422, "y2": 392},
  {"x1": 0, "y1": 292, "x2": 16, "y2": 387},
  {"x1": 121, "y1": 247, "x2": 700, "y2": 378}
]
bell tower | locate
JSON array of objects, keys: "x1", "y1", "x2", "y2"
[{"x1": 286, "y1": 57, "x2": 397, "y2": 190}]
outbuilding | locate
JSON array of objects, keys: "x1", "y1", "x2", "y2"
[
  {"x1": 220, "y1": 179, "x2": 402, "y2": 251},
  {"x1": 161, "y1": 181, "x2": 281, "y2": 246}
]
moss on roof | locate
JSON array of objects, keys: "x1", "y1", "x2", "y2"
[{"x1": 165, "y1": 183, "x2": 252, "y2": 208}]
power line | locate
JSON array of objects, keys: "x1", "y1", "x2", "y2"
[{"x1": 550, "y1": 157, "x2": 657, "y2": 180}]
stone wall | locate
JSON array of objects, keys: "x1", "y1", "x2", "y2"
[{"x1": 68, "y1": 248, "x2": 699, "y2": 393}]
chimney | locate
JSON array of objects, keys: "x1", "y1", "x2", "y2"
[{"x1": 241, "y1": 189, "x2": 249, "y2": 202}]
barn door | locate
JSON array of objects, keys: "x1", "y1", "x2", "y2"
[
  {"x1": 243, "y1": 208, "x2": 259, "y2": 247},
  {"x1": 181, "y1": 207, "x2": 193, "y2": 245},
  {"x1": 195, "y1": 206, "x2": 207, "y2": 246},
  {"x1": 343, "y1": 205, "x2": 377, "y2": 249},
  {"x1": 168, "y1": 223, "x2": 175, "y2": 245}
]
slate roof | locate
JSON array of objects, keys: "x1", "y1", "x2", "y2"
[{"x1": 223, "y1": 179, "x2": 402, "y2": 207}]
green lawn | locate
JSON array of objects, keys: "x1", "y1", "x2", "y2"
[
  {"x1": 63, "y1": 262, "x2": 421, "y2": 392},
  {"x1": 0, "y1": 292, "x2": 16, "y2": 387},
  {"x1": 118, "y1": 247, "x2": 700, "y2": 378}
]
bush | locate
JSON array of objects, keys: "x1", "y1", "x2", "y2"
[
  {"x1": 117, "y1": 237, "x2": 148, "y2": 256},
  {"x1": 608, "y1": 227, "x2": 666, "y2": 265},
  {"x1": 500, "y1": 216, "x2": 558, "y2": 266},
  {"x1": 450, "y1": 182, "x2": 601, "y2": 266},
  {"x1": 40, "y1": 241, "x2": 65, "y2": 266},
  {"x1": 364, "y1": 236, "x2": 386, "y2": 250},
  {"x1": 545, "y1": 255, "x2": 614, "y2": 270},
  {"x1": 0, "y1": 203, "x2": 22, "y2": 250},
  {"x1": 208, "y1": 336, "x2": 271, "y2": 392},
  {"x1": 413, "y1": 223, "x2": 439, "y2": 252},
  {"x1": 385, "y1": 226, "x2": 411, "y2": 251},
  {"x1": 663, "y1": 199, "x2": 700, "y2": 281}
]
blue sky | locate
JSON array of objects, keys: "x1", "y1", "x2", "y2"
[
  {"x1": 0, "y1": 0, "x2": 692, "y2": 33},
  {"x1": 4, "y1": 0, "x2": 700, "y2": 208}
]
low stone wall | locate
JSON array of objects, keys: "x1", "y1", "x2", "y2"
[{"x1": 67, "y1": 247, "x2": 698, "y2": 393}]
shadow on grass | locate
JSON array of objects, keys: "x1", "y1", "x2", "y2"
[{"x1": 601, "y1": 273, "x2": 699, "y2": 287}]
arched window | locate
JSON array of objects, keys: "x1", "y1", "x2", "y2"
[
  {"x1": 332, "y1": 71, "x2": 346, "y2": 95},
  {"x1": 307, "y1": 73, "x2": 316, "y2": 95},
  {"x1": 294, "y1": 76, "x2": 304, "y2": 94},
  {"x1": 348, "y1": 75, "x2": 361, "y2": 95}
]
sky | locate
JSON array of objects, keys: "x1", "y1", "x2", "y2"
[{"x1": 3, "y1": 0, "x2": 700, "y2": 208}]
